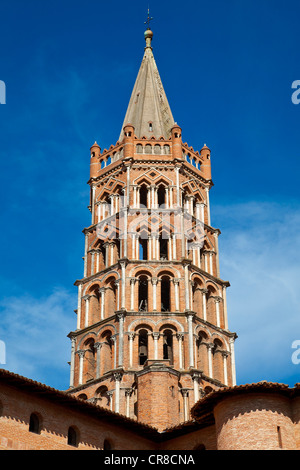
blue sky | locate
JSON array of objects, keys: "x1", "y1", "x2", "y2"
[{"x1": 0, "y1": 0, "x2": 300, "y2": 391}]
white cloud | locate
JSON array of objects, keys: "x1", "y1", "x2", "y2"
[
  {"x1": 0, "y1": 288, "x2": 76, "y2": 390},
  {"x1": 214, "y1": 200, "x2": 300, "y2": 386}
]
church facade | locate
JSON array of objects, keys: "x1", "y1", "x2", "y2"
[{"x1": 0, "y1": 26, "x2": 299, "y2": 451}]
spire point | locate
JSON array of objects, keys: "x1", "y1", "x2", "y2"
[{"x1": 144, "y1": 7, "x2": 154, "y2": 48}]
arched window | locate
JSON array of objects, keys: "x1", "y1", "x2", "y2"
[
  {"x1": 161, "y1": 276, "x2": 171, "y2": 312},
  {"x1": 164, "y1": 145, "x2": 170, "y2": 155},
  {"x1": 29, "y1": 413, "x2": 41, "y2": 434},
  {"x1": 138, "y1": 329, "x2": 148, "y2": 365},
  {"x1": 154, "y1": 144, "x2": 161, "y2": 154},
  {"x1": 140, "y1": 184, "x2": 148, "y2": 208},
  {"x1": 68, "y1": 426, "x2": 79, "y2": 447},
  {"x1": 136, "y1": 144, "x2": 143, "y2": 154},
  {"x1": 101, "y1": 160, "x2": 105, "y2": 169},
  {"x1": 138, "y1": 276, "x2": 148, "y2": 312},
  {"x1": 106, "y1": 156, "x2": 111, "y2": 166},
  {"x1": 139, "y1": 238, "x2": 148, "y2": 261},
  {"x1": 159, "y1": 234, "x2": 168, "y2": 260},
  {"x1": 163, "y1": 330, "x2": 173, "y2": 364},
  {"x1": 157, "y1": 185, "x2": 165, "y2": 207}
]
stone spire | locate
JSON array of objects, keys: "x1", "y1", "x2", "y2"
[{"x1": 119, "y1": 27, "x2": 175, "y2": 141}]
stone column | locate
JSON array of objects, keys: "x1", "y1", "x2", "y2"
[
  {"x1": 69, "y1": 337, "x2": 76, "y2": 388},
  {"x1": 205, "y1": 187, "x2": 211, "y2": 226},
  {"x1": 83, "y1": 295, "x2": 90, "y2": 328},
  {"x1": 111, "y1": 335, "x2": 117, "y2": 369},
  {"x1": 193, "y1": 372, "x2": 201, "y2": 404},
  {"x1": 94, "y1": 342, "x2": 102, "y2": 379},
  {"x1": 153, "y1": 332, "x2": 160, "y2": 360},
  {"x1": 181, "y1": 389, "x2": 189, "y2": 422},
  {"x1": 184, "y1": 263, "x2": 190, "y2": 310},
  {"x1": 114, "y1": 372, "x2": 122, "y2": 414},
  {"x1": 100, "y1": 287, "x2": 105, "y2": 320},
  {"x1": 214, "y1": 232, "x2": 220, "y2": 278},
  {"x1": 120, "y1": 261, "x2": 126, "y2": 310},
  {"x1": 77, "y1": 350, "x2": 85, "y2": 385},
  {"x1": 130, "y1": 278, "x2": 136, "y2": 311},
  {"x1": 223, "y1": 286, "x2": 229, "y2": 330},
  {"x1": 222, "y1": 352, "x2": 229, "y2": 386},
  {"x1": 125, "y1": 388, "x2": 132, "y2": 418},
  {"x1": 117, "y1": 313, "x2": 125, "y2": 368},
  {"x1": 177, "y1": 333, "x2": 184, "y2": 369},
  {"x1": 186, "y1": 312, "x2": 194, "y2": 368},
  {"x1": 230, "y1": 337, "x2": 237, "y2": 386},
  {"x1": 215, "y1": 297, "x2": 221, "y2": 328},
  {"x1": 207, "y1": 343, "x2": 214, "y2": 379},
  {"x1": 201, "y1": 289, "x2": 208, "y2": 321},
  {"x1": 128, "y1": 333, "x2": 135, "y2": 368},
  {"x1": 173, "y1": 278, "x2": 180, "y2": 311},
  {"x1": 152, "y1": 278, "x2": 158, "y2": 311}
]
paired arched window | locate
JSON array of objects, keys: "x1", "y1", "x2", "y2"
[
  {"x1": 138, "y1": 276, "x2": 148, "y2": 312},
  {"x1": 163, "y1": 329, "x2": 173, "y2": 364},
  {"x1": 138, "y1": 329, "x2": 149, "y2": 365},
  {"x1": 161, "y1": 276, "x2": 171, "y2": 312}
]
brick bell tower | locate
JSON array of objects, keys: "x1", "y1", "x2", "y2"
[{"x1": 67, "y1": 25, "x2": 237, "y2": 431}]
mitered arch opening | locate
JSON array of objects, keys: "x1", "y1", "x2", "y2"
[
  {"x1": 104, "y1": 276, "x2": 118, "y2": 316},
  {"x1": 159, "y1": 323, "x2": 178, "y2": 366},
  {"x1": 192, "y1": 277, "x2": 204, "y2": 317},
  {"x1": 196, "y1": 330, "x2": 209, "y2": 374},
  {"x1": 212, "y1": 337, "x2": 225, "y2": 384},
  {"x1": 83, "y1": 337, "x2": 95, "y2": 383},
  {"x1": 100, "y1": 330, "x2": 114, "y2": 374},
  {"x1": 134, "y1": 324, "x2": 153, "y2": 368},
  {"x1": 157, "y1": 270, "x2": 175, "y2": 312},
  {"x1": 86, "y1": 284, "x2": 101, "y2": 325},
  {"x1": 137, "y1": 274, "x2": 150, "y2": 312}
]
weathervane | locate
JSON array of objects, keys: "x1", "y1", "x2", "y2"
[{"x1": 144, "y1": 7, "x2": 154, "y2": 28}]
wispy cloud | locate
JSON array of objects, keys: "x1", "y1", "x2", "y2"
[
  {"x1": 214, "y1": 200, "x2": 300, "y2": 386},
  {"x1": 0, "y1": 288, "x2": 76, "y2": 390}
]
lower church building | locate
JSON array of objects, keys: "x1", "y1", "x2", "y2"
[{"x1": 0, "y1": 25, "x2": 299, "y2": 451}]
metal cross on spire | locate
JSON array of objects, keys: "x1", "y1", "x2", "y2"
[{"x1": 144, "y1": 7, "x2": 154, "y2": 28}]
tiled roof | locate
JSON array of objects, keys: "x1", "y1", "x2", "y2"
[
  {"x1": 191, "y1": 381, "x2": 300, "y2": 422},
  {"x1": 0, "y1": 368, "x2": 160, "y2": 440}
]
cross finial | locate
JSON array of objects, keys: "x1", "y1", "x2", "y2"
[{"x1": 144, "y1": 6, "x2": 154, "y2": 28}]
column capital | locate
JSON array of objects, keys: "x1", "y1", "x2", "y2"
[
  {"x1": 76, "y1": 349, "x2": 86, "y2": 358},
  {"x1": 113, "y1": 371, "x2": 123, "y2": 382},
  {"x1": 116, "y1": 311, "x2": 126, "y2": 322},
  {"x1": 181, "y1": 388, "x2": 189, "y2": 397},
  {"x1": 152, "y1": 332, "x2": 160, "y2": 340}
]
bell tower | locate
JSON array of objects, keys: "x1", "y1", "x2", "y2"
[{"x1": 67, "y1": 25, "x2": 237, "y2": 431}]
